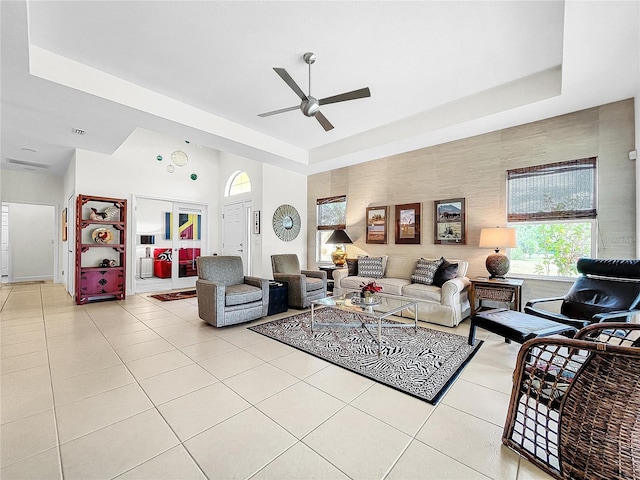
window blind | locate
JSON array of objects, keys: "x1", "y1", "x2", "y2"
[
  {"x1": 317, "y1": 195, "x2": 347, "y2": 230},
  {"x1": 507, "y1": 157, "x2": 597, "y2": 222}
]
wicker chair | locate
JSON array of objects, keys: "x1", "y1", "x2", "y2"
[{"x1": 503, "y1": 322, "x2": 640, "y2": 480}]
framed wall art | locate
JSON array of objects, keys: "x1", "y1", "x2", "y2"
[
  {"x1": 395, "y1": 203, "x2": 421, "y2": 244},
  {"x1": 366, "y1": 206, "x2": 388, "y2": 244},
  {"x1": 434, "y1": 198, "x2": 466, "y2": 245},
  {"x1": 61, "y1": 208, "x2": 68, "y2": 242},
  {"x1": 253, "y1": 210, "x2": 261, "y2": 234}
]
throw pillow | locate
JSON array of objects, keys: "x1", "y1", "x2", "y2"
[
  {"x1": 411, "y1": 257, "x2": 444, "y2": 285},
  {"x1": 157, "y1": 250, "x2": 172, "y2": 262},
  {"x1": 346, "y1": 258, "x2": 358, "y2": 276},
  {"x1": 433, "y1": 258, "x2": 459, "y2": 287},
  {"x1": 357, "y1": 256, "x2": 384, "y2": 279}
]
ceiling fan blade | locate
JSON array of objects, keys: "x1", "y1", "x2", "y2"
[
  {"x1": 319, "y1": 87, "x2": 371, "y2": 106},
  {"x1": 273, "y1": 67, "x2": 307, "y2": 101},
  {"x1": 258, "y1": 105, "x2": 299, "y2": 117},
  {"x1": 315, "y1": 111, "x2": 334, "y2": 131}
]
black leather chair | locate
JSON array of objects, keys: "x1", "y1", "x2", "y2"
[{"x1": 524, "y1": 258, "x2": 640, "y2": 329}]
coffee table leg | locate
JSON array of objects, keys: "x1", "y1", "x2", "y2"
[
  {"x1": 311, "y1": 303, "x2": 315, "y2": 332},
  {"x1": 378, "y1": 318, "x2": 382, "y2": 357},
  {"x1": 414, "y1": 303, "x2": 418, "y2": 332}
]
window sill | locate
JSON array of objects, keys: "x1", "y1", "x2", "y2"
[{"x1": 508, "y1": 273, "x2": 576, "y2": 283}]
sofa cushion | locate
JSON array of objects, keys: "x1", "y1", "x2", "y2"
[
  {"x1": 411, "y1": 258, "x2": 444, "y2": 285},
  {"x1": 357, "y1": 256, "x2": 384, "y2": 278},
  {"x1": 433, "y1": 258, "x2": 459, "y2": 287},
  {"x1": 225, "y1": 283, "x2": 263, "y2": 306},
  {"x1": 402, "y1": 283, "x2": 442, "y2": 302},
  {"x1": 376, "y1": 278, "x2": 411, "y2": 296},
  {"x1": 340, "y1": 275, "x2": 375, "y2": 290},
  {"x1": 346, "y1": 258, "x2": 358, "y2": 276}
]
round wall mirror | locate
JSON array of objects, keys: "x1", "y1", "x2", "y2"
[{"x1": 272, "y1": 204, "x2": 301, "y2": 241}]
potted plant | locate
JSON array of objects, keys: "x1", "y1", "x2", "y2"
[{"x1": 361, "y1": 280, "x2": 382, "y2": 304}]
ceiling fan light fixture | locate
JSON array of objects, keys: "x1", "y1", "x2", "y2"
[{"x1": 258, "y1": 52, "x2": 370, "y2": 131}]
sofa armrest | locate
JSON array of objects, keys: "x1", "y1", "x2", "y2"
[
  {"x1": 195, "y1": 279, "x2": 225, "y2": 325},
  {"x1": 441, "y1": 277, "x2": 470, "y2": 307},
  {"x1": 333, "y1": 268, "x2": 349, "y2": 288},
  {"x1": 245, "y1": 276, "x2": 270, "y2": 316}
]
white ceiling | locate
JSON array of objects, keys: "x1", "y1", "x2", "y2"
[{"x1": 1, "y1": 1, "x2": 638, "y2": 177}]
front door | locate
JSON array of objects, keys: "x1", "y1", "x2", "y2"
[{"x1": 223, "y1": 201, "x2": 251, "y2": 275}]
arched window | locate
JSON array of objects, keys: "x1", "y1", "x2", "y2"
[{"x1": 225, "y1": 171, "x2": 252, "y2": 196}]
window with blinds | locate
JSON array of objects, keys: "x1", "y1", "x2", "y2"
[
  {"x1": 507, "y1": 158, "x2": 597, "y2": 278},
  {"x1": 316, "y1": 195, "x2": 347, "y2": 263},
  {"x1": 507, "y1": 157, "x2": 597, "y2": 222},
  {"x1": 316, "y1": 195, "x2": 347, "y2": 230}
]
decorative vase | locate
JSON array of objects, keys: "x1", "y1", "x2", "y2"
[{"x1": 363, "y1": 293, "x2": 377, "y2": 304}]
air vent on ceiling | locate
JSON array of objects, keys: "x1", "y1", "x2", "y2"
[
  {"x1": 6, "y1": 158, "x2": 50, "y2": 169},
  {"x1": 71, "y1": 127, "x2": 86, "y2": 135}
]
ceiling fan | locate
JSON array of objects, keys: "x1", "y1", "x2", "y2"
[{"x1": 258, "y1": 52, "x2": 371, "y2": 131}]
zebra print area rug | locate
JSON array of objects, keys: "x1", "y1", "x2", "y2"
[{"x1": 249, "y1": 309, "x2": 482, "y2": 404}]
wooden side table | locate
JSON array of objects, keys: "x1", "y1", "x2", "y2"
[
  {"x1": 318, "y1": 265, "x2": 346, "y2": 292},
  {"x1": 469, "y1": 278, "x2": 524, "y2": 316}
]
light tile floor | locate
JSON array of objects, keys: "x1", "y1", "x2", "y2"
[{"x1": 0, "y1": 282, "x2": 554, "y2": 479}]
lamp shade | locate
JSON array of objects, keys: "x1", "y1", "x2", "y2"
[
  {"x1": 479, "y1": 227, "x2": 517, "y2": 278},
  {"x1": 479, "y1": 227, "x2": 516, "y2": 250},
  {"x1": 326, "y1": 229, "x2": 353, "y2": 245}
]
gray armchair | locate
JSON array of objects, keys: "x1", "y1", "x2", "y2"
[
  {"x1": 196, "y1": 256, "x2": 269, "y2": 327},
  {"x1": 271, "y1": 254, "x2": 327, "y2": 308}
]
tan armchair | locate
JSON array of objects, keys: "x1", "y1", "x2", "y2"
[
  {"x1": 271, "y1": 254, "x2": 327, "y2": 308},
  {"x1": 503, "y1": 322, "x2": 640, "y2": 479},
  {"x1": 196, "y1": 256, "x2": 269, "y2": 327}
]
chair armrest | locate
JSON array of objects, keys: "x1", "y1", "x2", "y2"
[
  {"x1": 195, "y1": 279, "x2": 225, "y2": 325},
  {"x1": 523, "y1": 305, "x2": 590, "y2": 330},
  {"x1": 525, "y1": 296, "x2": 565, "y2": 308},
  {"x1": 574, "y1": 322, "x2": 640, "y2": 345},
  {"x1": 244, "y1": 276, "x2": 270, "y2": 316},
  {"x1": 593, "y1": 309, "x2": 640, "y2": 323},
  {"x1": 441, "y1": 277, "x2": 470, "y2": 307},
  {"x1": 301, "y1": 270, "x2": 327, "y2": 281}
]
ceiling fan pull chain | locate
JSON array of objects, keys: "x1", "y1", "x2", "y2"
[{"x1": 308, "y1": 62, "x2": 312, "y2": 97}]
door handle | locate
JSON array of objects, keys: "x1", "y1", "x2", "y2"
[{"x1": 238, "y1": 249, "x2": 243, "y2": 252}]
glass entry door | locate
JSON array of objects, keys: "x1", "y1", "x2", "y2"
[
  {"x1": 169, "y1": 203, "x2": 206, "y2": 290},
  {"x1": 133, "y1": 197, "x2": 206, "y2": 294}
]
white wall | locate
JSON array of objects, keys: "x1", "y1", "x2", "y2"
[
  {"x1": 7, "y1": 203, "x2": 55, "y2": 281},
  {"x1": 261, "y1": 164, "x2": 307, "y2": 277},
  {"x1": 75, "y1": 128, "x2": 220, "y2": 293}
]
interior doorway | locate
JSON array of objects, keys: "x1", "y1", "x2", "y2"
[{"x1": 1, "y1": 202, "x2": 56, "y2": 283}]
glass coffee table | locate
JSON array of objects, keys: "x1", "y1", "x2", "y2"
[{"x1": 310, "y1": 289, "x2": 418, "y2": 356}]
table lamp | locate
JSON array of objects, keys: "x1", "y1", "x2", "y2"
[
  {"x1": 479, "y1": 227, "x2": 516, "y2": 278},
  {"x1": 326, "y1": 229, "x2": 353, "y2": 266}
]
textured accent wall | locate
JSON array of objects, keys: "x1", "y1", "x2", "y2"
[{"x1": 308, "y1": 99, "x2": 636, "y2": 304}]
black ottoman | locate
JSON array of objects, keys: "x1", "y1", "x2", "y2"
[
  {"x1": 468, "y1": 308, "x2": 577, "y2": 346},
  {"x1": 267, "y1": 282, "x2": 288, "y2": 316}
]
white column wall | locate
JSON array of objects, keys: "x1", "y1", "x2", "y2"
[{"x1": 261, "y1": 164, "x2": 307, "y2": 278}]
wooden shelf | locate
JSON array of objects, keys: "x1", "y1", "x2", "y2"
[{"x1": 75, "y1": 194, "x2": 127, "y2": 305}]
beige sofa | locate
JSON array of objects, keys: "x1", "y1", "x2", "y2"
[{"x1": 333, "y1": 256, "x2": 471, "y2": 327}]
